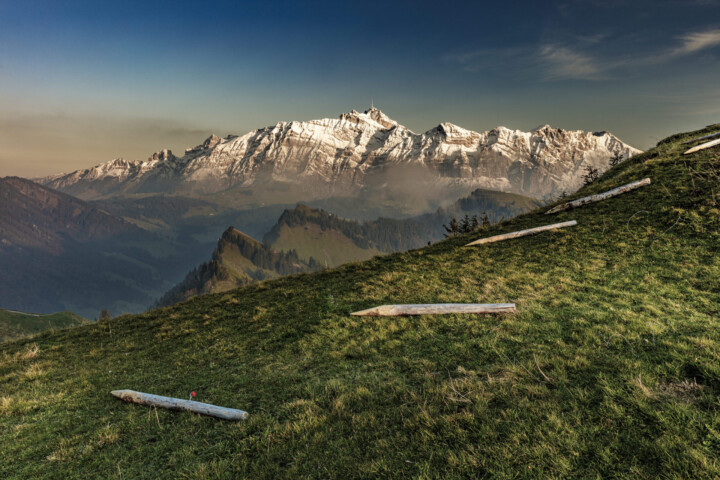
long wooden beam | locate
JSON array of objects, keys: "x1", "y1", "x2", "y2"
[
  {"x1": 111, "y1": 390, "x2": 249, "y2": 421},
  {"x1": 351, "y1": 303, "x2": 515, "y2": 316},
  {"x1": 682, "y1": 131, "x2": 720, "y2": 145},
  {"x1": 684, "y1": 138, "x2": 720, "y2": 155},
  {"x1": 465, "y1": 220, "x2": 577, "y2": 246},
  {"x1": 545, "y1": 178, "x2": 651, "y2": 214}
]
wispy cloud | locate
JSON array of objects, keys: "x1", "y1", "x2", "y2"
[
  {"x1": 670, "y1": 28, "x2": 720, "y2": 56},
  {"x1": 442, "y1": 47, "x2": 527, "y2": 73},
  {"x1": 443, "y1": 44, "x2": 612, "y2": 81},
  {"x1": 538, "y1": 45, "x2": 604, "y2": 80},
  {"x1": 445, "y1": 27, "x2": 720, "y2": 81}
]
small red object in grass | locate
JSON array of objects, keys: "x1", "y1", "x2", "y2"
[{"x1": 190, "y1": 391, "x2": 197, "y2": 400}]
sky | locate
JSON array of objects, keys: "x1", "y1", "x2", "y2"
[{"x1": 1, "y1": 0, "x2": 719, "y2": 177}]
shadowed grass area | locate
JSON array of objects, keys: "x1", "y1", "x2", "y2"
[
  {"x1": 0, "y1": 309, "x2": 88, "y2": 343},
  {"x1": 1, "y1": 125, "x2": 720, "y2": 478}
]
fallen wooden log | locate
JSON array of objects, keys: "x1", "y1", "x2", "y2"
[
  {"x1": 684, "y1": 138, "x2": 720, "y2": 155},
  {"x1": 682, "y1": 131, "x2": 720, "y2": 144},
  {"x1": 350, "y1": 303, "x2": 516, "y2": 316},
  {"x1": 465, "y1": 220, "x2": 577, "y2": 246},
  {"x1": 545, "y1": 178, "x2": 651, "y2": 214},
  {"x1": 111, "y1": 389, "x2": 248, "y2": 421}
]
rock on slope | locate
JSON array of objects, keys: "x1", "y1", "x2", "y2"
[{"x1": 39, "y1": 108, "x2": 641, "y2": 200}]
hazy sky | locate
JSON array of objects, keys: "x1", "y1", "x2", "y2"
[{"x1": 1, "y1": 0, "x2": 719, "y2": 177}]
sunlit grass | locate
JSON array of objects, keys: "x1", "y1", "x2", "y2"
[{"x1": 1, "y1": 125, "x2": 720, "y2": 478}]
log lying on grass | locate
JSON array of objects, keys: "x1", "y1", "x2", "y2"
[
  {"x1": 684, "y1": 138, "x2": 720, "y2": 155},
  {"x1": 351, "y1": 303, "x2": 516, "y2": 316},
  {"x1": 465, "y1": 220, "x2": 577, "y2": 246},
  {"x1": 111, "y1": 389, "x2": 248, "y2": 421},
  {"x1": 682, "y1": 131, "x2": 720, "y2": 144},
  {"x1": 545, "y1": 178, "x2": 651, "y2": 214}
]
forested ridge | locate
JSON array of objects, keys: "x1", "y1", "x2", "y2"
[
  {"x1": 265, "y1": 189, "x2": 541, "y2": 252},
  {"x1": 156, "y1": 227, "x2": 320, "y2": 307}
]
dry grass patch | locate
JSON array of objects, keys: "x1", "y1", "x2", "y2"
[
  {"x1": 22, "y1": 362, "x2": 47, "y2": 380},
  {"x1": 658, "y1": 378, "x2": 703, "y2": 403},
  {"x1": 22, "y1": 343, "x2": 40, "y2": 359}
]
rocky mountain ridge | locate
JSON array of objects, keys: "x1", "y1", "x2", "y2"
[{"x1": 39, "y1": 108, "x2": 641, "y2": 200}]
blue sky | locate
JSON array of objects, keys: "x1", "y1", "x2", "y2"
[{"x1": 1, "y1": 0, "x2": 719, "y2": 176}]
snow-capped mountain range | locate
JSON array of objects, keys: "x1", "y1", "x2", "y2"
[{"x1": 39, "y1": 108, "x2": 641, "y2": 200}]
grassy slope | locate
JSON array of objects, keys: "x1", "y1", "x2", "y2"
[
  {"x1": 214, "y1": 243, "x2": 280, "y2": 290},
  {"x1": 0, "y1": 309, "x2": 88, "y2": 343},
  {"x1": 217, "y1": 244, "x2": 273, "y2": 278},
  {"x1": 449, "y1": 188, "x2": 541, "y2": 214},
  {"x1": 270, "y1": 222, "x2": 382, "y2": 267},
  {"x1": 196, "y1": 250, "x2": 255, "y2": 295},
  {"x1": 2, "y1": 126, "x2": 720, "y2": 479}
]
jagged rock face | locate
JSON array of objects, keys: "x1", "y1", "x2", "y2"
[{"x1": 39, "y1": 108, "x2": 641, "y2": 200}]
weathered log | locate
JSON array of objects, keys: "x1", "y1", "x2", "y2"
[
  {"x1": 682, "y1": 131, "x2": 720, "y2": 144},
  {"x1": 465, "y1": 220, "x2": 577, "y2": 246},
  {"x1": 111, "y1": 389, "x2": 248, "y2": 421},
  {"x1": 684, "y1": 138, "x2": 720, "y2": 155},
  {"x1": 545, "y1": 178, "x2": 651, "y2": 214},
  {"x1": 350, "y1": 303, "x2": 516, "y2": 316}
]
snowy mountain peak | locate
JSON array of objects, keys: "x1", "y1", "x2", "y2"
[
  {"x1": 338, "y1": 107, "x2": 398, "y2": 130},
  {"x1": 185, "y1": 134, "x2": 223, "y2": 154},
  {"x1": 203, "y1": 134, "x2": 222, "y2": 149},
  {"x1": 149, "y1": 149, "x2": 175, "y2": 162},
  {"x1": 38, "y1": 108, "x2": 642, "y2": 201},
  {"x1": 434, "y1": 122, "x2": 474, "y2": 135},
  {"x1": 363, "y1": 107, "x2": 398, "y2": 129}
]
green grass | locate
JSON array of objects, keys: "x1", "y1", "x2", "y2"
[
  {"x1": 270, "y1": 222, "x2": 382, "y2": 267},
  {"x1": 219, "y1": 243, "x2": 278, "y2": 280},
  {"x1": 2, "y1": 125, "x2": 720, "y2": 478},
  {"x1": 0, "y1": 309, "x2": 88, "y2": 343}
]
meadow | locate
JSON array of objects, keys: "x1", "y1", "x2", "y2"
[{"x1": 1, "y1": 125, "x2": 719, "y2": 478}]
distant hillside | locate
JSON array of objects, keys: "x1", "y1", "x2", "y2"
[
  {"x1": 159, "y1": 190, "x2": 539, "y2": 306},
  {"x1": 0, "y1": 308, "x2": 88, "y2": 343},
  {"x1": 265, "y1": 190, "x2": 541, "y2": 266},
  {"x1": 2, "y1": 125, "x2": 717, "y2": 478},
  {"x1": 438, "y1": 188, "x2": 540, "y2": 220},
  {"x1": 0, "y1": 176, "x2": 140, "y2": 254},
  {"x1": 156, "y1": 227, "x2": 319, "y2": 307},
  {"x1": 91, "y1": 195, "x2": 220, "y2": 231},
  {"x1": 413, "y1": 187, "x2": 542, "y2": 236},
  {"x1": 264, "y1": 204, "x2": 430, "y2": 266},
  {"x1": 0, "y1": 177, "x2": 203, "y2": 318}
]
